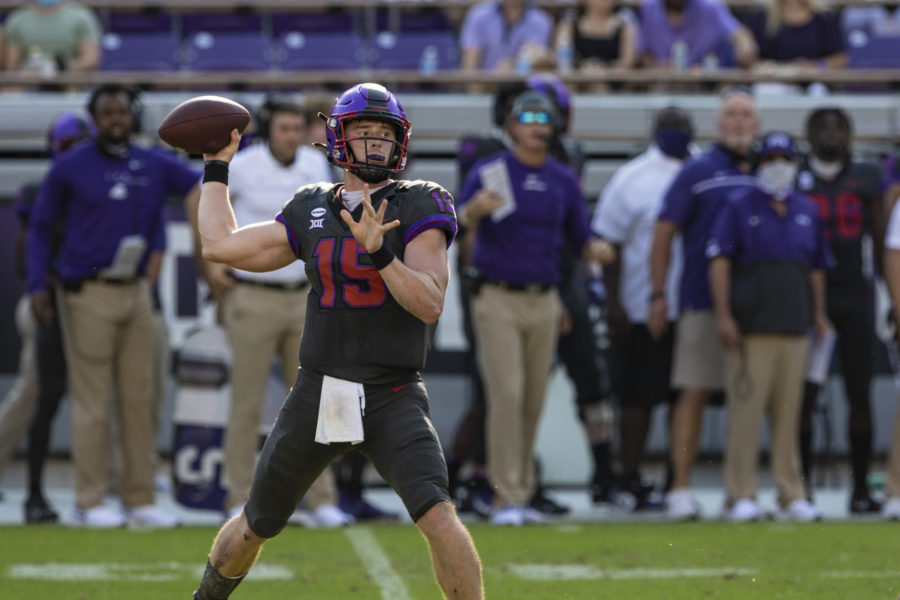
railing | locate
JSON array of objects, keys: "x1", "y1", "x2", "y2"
[{"x1": 1, "y1": 67, "x2": 899, "y2": 90}]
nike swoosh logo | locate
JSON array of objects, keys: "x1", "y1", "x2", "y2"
[{"x1": 392, "y1": 384, "x2": 408, "y2": 392}]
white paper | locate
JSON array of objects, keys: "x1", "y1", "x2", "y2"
[
  {"x1": 104, "y1": 234, "x2": 147, "y2": 279},
  {"x1": 805, "y1": 330, "x2": 837, "y2": 385},
  {"x1": 314, "y1": 375, "x2": 365, "y2": 445},
  {"x1": 478, "y1": 158, "x2": 516, "y2": 222}
]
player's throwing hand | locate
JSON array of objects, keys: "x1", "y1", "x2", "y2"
[{"x1": 340, "y1": 183, "x2": 401, "y2": 252}]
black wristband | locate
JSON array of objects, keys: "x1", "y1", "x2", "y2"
[
  {"x1": 368, "y1": 244, "x2": 395, "y2": 270},
  {"x1": 203, "y1": 160, "x2": 229, "y2": 185}
]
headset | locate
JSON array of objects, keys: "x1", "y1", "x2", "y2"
[
  {"x1": 254, "y1": 95, "x2": 305, "y2": 142},
  {"x1": 86, "y1": 84, "x2": 143, "y2": 134}
]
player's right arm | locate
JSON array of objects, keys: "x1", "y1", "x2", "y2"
[{"x1": 199, "y1": 129, "x2": 296, "y2": 273}]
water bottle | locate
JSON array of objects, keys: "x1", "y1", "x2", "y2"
[
  {"x1": 670, "y1": 40, "x2": 688, "y2": 71},
  {"x1": 556, "y1": 32, "x2": 574, "y2": 73},
  {"x1": 702, "y1": 53, "x2": 719, "y2": 72},
  {"x1": 419, "y1": 45, "x2": 439, "y2": 77},
  {"x1": 515, "y1": 46, "x2": 533, "y2": 76},
  {"x1": 25, "y1": 45, "x2": 57, "y2": 77}
]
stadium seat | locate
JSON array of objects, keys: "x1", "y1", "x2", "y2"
[
  {"x1": 107, "y1": 11, "x2": 173, "y2": 33},
  {"x1": 375, "y1": 6, "x2": 452, "y2": 32},
  {"x1": 370, "y1": 31, "x2": 459, "y2": 70},
  {"x1": 277, "y1": 31, "x2": 367, "y2": 71},
  {"x1": 270, "y1": 10, "x2": 356, "y2": 37},
  {"x1": 847, "y1": 28, "x2": 900, "y2": 68},
  {"x1": 186, "y1": 32, "x2": 273, "y2": 72},
  {"x1": 181, "y1": 11, "x2": 263, "y2": 35},
  {"x1": 100, "y1": 33, "x2": 181, "y2": 71}
]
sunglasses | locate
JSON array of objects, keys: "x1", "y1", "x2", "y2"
[{"x1": 516, "y1": 111, "x2": 552, "y2": 125}]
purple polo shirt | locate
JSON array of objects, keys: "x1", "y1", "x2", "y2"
[
  {"x1": 459, "y1": 0, "x2": 553, "y2": 69},
  {"x1": 457, "y1": 150, "x2": 591, "y2": 286},
  {"x1": 746, "y1": 10, "x2": 844, "y2": 62},
  {"x1": 706, "y1": 186, "x2": 831, "y2": 269},
  {"x1": 658, "y1": 143, "x2": 756, "y2": 312},
  {"x1": 637, "y1": 0, "x2": 740, "y2": 66},
  {"x1": 26, "y1": 142, "x2": 201, "y2": 292}
]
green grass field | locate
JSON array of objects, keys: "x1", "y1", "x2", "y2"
[{"x1": 1, "y1": 521, "x2": 897, "y2": 599}]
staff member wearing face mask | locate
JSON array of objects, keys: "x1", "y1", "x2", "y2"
[
  {"x1": 796, "y1": 107, "x2": 886, "y2": 514},
  {"x1": 707, "y1": 131, "x2": 833, "y2": 522}
]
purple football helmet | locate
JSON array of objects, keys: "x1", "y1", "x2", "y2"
[
  {"x1": 526, "y1": 73, "x2": 571, "y2": 134},
  {"x1": 47, "y1": 111, "x2": 95, "y2": 158},
  {"x1": 324, "y1": 83, "x2": 411, "y2": 184}
]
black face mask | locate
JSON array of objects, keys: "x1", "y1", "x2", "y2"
[{"x1": 813, "y1": 142, "x2": 844, "y2": 161}]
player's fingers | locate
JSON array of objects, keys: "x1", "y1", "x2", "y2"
[
  {"x1": 340, "y1": 209, "x2": 357, "y2": 228},
  {"x1": 380, "y1": 219, "x2": 401, "y2": 232},
  {"x1": 375, "y1": 196, "x2": 389, "y2": 219},
  {"x1": 361, "y1": 198, "x2": 377, "y2": 220}
]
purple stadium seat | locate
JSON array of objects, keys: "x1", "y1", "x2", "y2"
[
  {"x1": 847, "y1": 28, "x2": 900, "y2": 68},
  {"x1": 186, "y1": 32, "x2": 272, "y2": 72},
  {"x1": 107, "y1": 11, "x2": 173, "y2": 33},
  {"x1": 370, "y1": 31, "x2": 458, "y2": 70},
  {"x1": 375, "y1": 7, "x2": 451, "y2": 32},
  {"x1": 182, "y1": 12, "x2": 263, "y2": 35},
  {"x1": 270, "y1": 10, "x2": 355, "y2": 37},
  {"x1": 277, "y1": 32, "x2": 367, "y2": 71},
  {"x1": 100, "y1": 33, "x2": 181, "y2": 71}
]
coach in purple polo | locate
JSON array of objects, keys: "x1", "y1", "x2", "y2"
[
  {"x1": 459, "y1": 0, "x2": 553, "y2": 73},
  {"x1": 26, "y1": 84, "x2": 201, "y2": 528},
  {"x1": 636, "y1": 0, "x2": 757, "y2": 68},
  {"x1": 648, "y1": 86, "x2": 758, "y2": 520},
  {"x1": 707, "y1": 131, "x2": 832, "y2": 522},
  {"x1": 456, "y1": 90, "x2": 615, "y2": 526}
]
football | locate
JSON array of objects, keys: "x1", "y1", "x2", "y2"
[{"x1": 157, "y1": 95, "x2": 250, "y2": 155}]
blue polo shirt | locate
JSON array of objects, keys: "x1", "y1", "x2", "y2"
[
  {"x1": 658, "y1": 143, "x2": 755, "y2": 312},
  {"x1": 706, "y1": 187, "x2": 831, "y2": 268},
  {"x1": 459, "y1": 0, "x2": 553, "y2": 70},
  {"x1": 26, "y1": 142, "x2": 200, "y2": 293},
  {"x1": 457, "y1": 150, "x2": 591, "y2": 286}
]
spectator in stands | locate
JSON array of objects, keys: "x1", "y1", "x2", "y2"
[
  {"x1": 0, "y1": 111, "x2": 93, "y2": 523},
  {"x1": 3, "y1": 0, "x2": 101, "y2": 72},
  {"x1": 26, "y1": 84, "x2": 200, "y2": 528},
  {"x1": 648, "y1": 86, "x2": 759, "y2": 520},
  {"x1": 554, "y1": 0, "x2": 637, "y2": 72},
  {"x1": 592, "y1": 106, "x2": 695, "y2": 510},
  {"x1": 460, "y1": 0, "x2": 554, "y2": 76},
  {"x1": 635, "y1": 0, "x2": 756, "y2": 68},
  {"x1": 745, "y1": 0, "x2": 846, "y2": 70},
  {"x1": 880, "y1": 196, "x2": 900, "y2": 520},
  {"x1": 707, "y1": 131, "x2": 830, "y2": 522},
  {"x1": 796, "y1": 107, "x2": 885, "y2": 513},
  {"x1": 457, "y1": 90, "x2": 616, "y2": 526},
  {"x1": 188, "y1": 97, "x2": 353, "y2": 528}
]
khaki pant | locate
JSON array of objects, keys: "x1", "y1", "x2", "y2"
[
  {"x1": 223, "y1": 284, "x2": 336, "y2": 511},
  {"x1": 723, "y1": 334, "x2": 809, "y2": 507},
  {"x1": 885, "y1": 408, "x2": 900, "y2": 499},
  {"x1": 472, "y1": 284, "x2": 560, "y2": 507},
  {"x1": 0, "y1": 296, "x2": 39, "y2": 475},
  {"x1": 58, "y1": 280, "x2": 155, "y2": 510},
  {"x1": 672, "y1": 310, "x2": 725, "y2": 391}
]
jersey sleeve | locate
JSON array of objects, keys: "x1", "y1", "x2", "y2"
[
  {"x1": 275, "y1": 190, "x2": 309, "y2": 259},
  {"x1": 592, "y1": 168, "x2": 630, "y2": 243},
  {"x1": 399, "y1": 182, "x2": 458, "y2": 248}
]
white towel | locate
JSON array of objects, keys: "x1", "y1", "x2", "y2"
[{"x1": 315, "y1": 375, "x2": 365, "y2": 445}]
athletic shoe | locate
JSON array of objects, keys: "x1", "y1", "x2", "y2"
[
  {"x1": 72, "y1": 504, "x2": 126, "y2": 528},
  {"x1": 193, "y1": 591, "x2": 201, "y2": 599},
  {"x1": 490, "y1": 505, "x2": 523, "y2": 526},
  {"x1": 125, "y1": 505, "x2": 182, "y2": 528},
  {"x1": 727, "y1": 498, "x2": 762, "y2": 522},
  {"x1": 338, "y1": 492, "x2": 399, "y2": 521},
  {"x1": 849, "y1": 493, "x2": 882, "y2": 514},
  {"x1": 520, "y1": 506, "x2": 548, "y2": 525},
  {"x1": 529, "y1": 488, "x2": 570, "y2": 515},
  {"x1": 881, "y1": 497, "x2": 900, "y2": 520},
  {"x1": 777, "y1": 498, "x2": 822, "y2": 522},
  {"x1": 24, "y1": 496, "x2": 59, "y2": 524},
  {"x1": 310, "y1": 504, "x2": 355, "y2": 528},
  {"x1": 665, "y1": 488, "x2": 700, "y2": 521}
]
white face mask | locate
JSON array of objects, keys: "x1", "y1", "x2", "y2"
[
  {"x1": 757, "y1": 159, "x2": 798, "y2": 200},
  {"x1": 809, "y1": 156, "x2": 843, "y2": 180}
]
